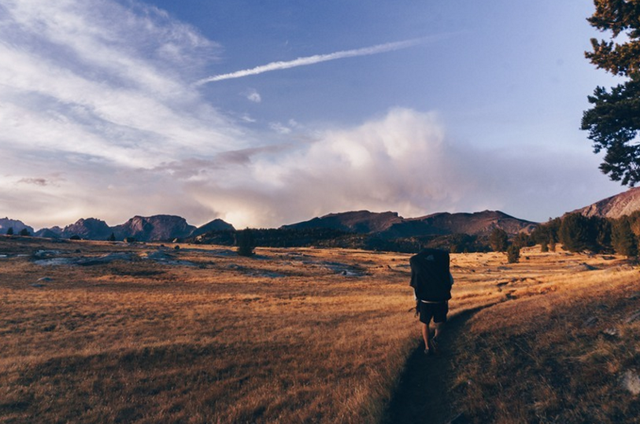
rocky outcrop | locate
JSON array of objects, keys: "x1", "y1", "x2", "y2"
[
  {"x1": 573, "y1": 187, "x2": 640, "y2": 219},
  {"x1": 113, "y1": 215, "x2": 196, "y2": 241},
  {"x1": 62, "y1": 218, "x2": 112, "y2": 240},
  {"x1": 0, "y1": 217, "x2": 34, "y2": 235}
]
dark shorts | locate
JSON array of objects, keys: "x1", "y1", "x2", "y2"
[{"x1": 419, "y1": 301, "x2": 448, "y2": 324}]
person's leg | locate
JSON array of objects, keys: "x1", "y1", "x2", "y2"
[
  {"x1": 421, "y1": 321, "x2": 431, "y2": 353},
  {"x1": 431, "y1": 302, "x2": 449, "y2": 352},
  {"x1": 433, "y1": 322, "x2": 443, "y2": 339},
  {"x1": 431, "y1": 322, "x2": 443, "y2": 353}
]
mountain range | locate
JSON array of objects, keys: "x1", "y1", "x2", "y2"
[
  {"x1": 0, "y1": 215, "x2": 234, "y2": 242},
  {"x1": 282, "y1": 210, "x2": 538, "y2": 238},
  {"x1": 4, "y1": 186, "x2": 640, "y2": 242}
]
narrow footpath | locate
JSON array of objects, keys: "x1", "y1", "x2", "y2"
[{"x1": 382, "y1": 308, "x2": 487, "y2": 424}]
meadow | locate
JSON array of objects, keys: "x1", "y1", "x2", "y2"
[{"x1": 0, "y1": 236, "x2": 639, "y2": 423}]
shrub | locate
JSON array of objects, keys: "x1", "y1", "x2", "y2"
[
  {"x1": 507, "y1": 244, "x2": 520, "y2": 263},
  {"x1": 236, "y1": 229, "x2": 256, "y2": 257}
]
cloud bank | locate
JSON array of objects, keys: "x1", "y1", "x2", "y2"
[
  {"x1": 182, "y1": 108, "x2": 615, "y2": 228},
  {"x1": 195, "y1": 38, "x2": 426, "y2": 85}
]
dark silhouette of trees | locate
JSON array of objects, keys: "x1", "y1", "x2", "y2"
[
  {"x1": 582, "y1": 0, "x2": 640, "y2": 185},
  {"x1": 507, "y1": 244, "x2": 520, "y2": 263},
  {"x1": 489, "y1": 228, "x2": 509, "y2": 252},
  {"x1": 611, "y1": 217, "x2": 637, "y2": 257},
  {"x1": 236, "y1": 229, "x2": 256, "y2": 257},
  {"x1": 559, "y1": 214, "x2": 599, "y2": 252},
  {"x1": 6, "y1": 227, "x2": 13, "y2": 235},
  {"x1": 19, "y1": 228, "x2": 30, "y2": 236},
  {"x1": 512, "y1": 232, "x2": 533, "y2": 249}
]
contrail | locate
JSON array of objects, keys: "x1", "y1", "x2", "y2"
[{"x1": 195, "y1": 38, "x2": 427, "y2": 85}]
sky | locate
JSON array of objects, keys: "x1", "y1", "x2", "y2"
[{"x1": 0, "y1": 0, "x2": 630, "y2": 230}]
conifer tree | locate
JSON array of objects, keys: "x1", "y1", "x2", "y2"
[
  {"x1": 507, "y1": 244, "x2": 520, "y2": 263},
  {"x1": 489, "y1": 228, "x2": 509, "y2": 252},
  {"x1": 236, "y1": 229, "x2": 256, "y2": 257},
  {"x1": 611, "y1": 217, "x2": 637, "y2": 257},
  {"x1": 559, "y1": 213, "x2": 598, "y2": 252},
  {"x1": 582, "y1": 0, "x2": 640, "y2": 185},
  {"x1": 6, "y1": 227, "x2": 13, "y2": 235}
]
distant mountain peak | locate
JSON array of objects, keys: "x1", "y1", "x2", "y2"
[
  {"x1": 573, "y1": 187, "x2": 640, "y2": 219},
  {"x1": 0, "y1": 217, "x2": 34, "y2": 235}
]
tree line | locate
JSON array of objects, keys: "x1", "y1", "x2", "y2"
[
  {"x1": 482, "y1": 211, "x2": 640, "y2": 262},
  {"x1": 528, "y1": 212, "x2": 640, "y2": 258}
]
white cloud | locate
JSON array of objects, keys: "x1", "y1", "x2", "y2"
[
  {"x1": 269, "y1": 122, "x2": 293, "y2": 135},
  {"x1": 244, "y1": 89, "x2": 262, "y2": 103},
  {"x1": 0, "y1": 0, "x2": 247, "y2": 171},
  {"x1": 183, "y1": 108, "x2": 621, "y2": 228}
]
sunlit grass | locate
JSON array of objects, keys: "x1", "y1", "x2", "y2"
[{"x1": 1, "y1": 238, "x2": 638, "y2": 423}]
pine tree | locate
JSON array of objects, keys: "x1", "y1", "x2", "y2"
[
  {"x1": 540, "y1": 240, "x2": 549, "y2": 252},
  {"x1": 611, "y1": 217, "x2": 637, "y2": 258},
  {"x1": 507, "y1": 244, "x2": 520, "y2": 263},
  {"x1": 559, "y1": 213, "x2": 598, "y2": 252},
  {"x1": 6, "y1": 227, "x2": 13, "y2": 235},
  {"x1": 236, "y1": 229, "x2": 256, "y2": 257},
  {"x1": 489, "y1": 228, "x2": 509, "y2": 252},
  {"x1": 582, "y1": 1, "x2": 640, "y2": 185}
]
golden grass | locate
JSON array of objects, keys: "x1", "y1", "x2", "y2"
[
  {"x1": 448, "y1": 247, "x2": 640, "y2": 423},
  {"x1": 0, "y1": 239, "x2": 420, "y2": 423},
  {"x1": 1, "y1": 238, "x2": 639, "y2": 423}
]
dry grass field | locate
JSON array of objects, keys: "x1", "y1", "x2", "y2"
[{"x1": 1, "y1": 236, "x2": 639, "y2": 423}]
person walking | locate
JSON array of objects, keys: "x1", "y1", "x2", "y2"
[{"x1": 409, "y1": 248, "x2": 453, "y2": 355}]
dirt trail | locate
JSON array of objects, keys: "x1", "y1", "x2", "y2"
[{"x1": 382, "y1": 306, "x2": 491, "y2": 424}]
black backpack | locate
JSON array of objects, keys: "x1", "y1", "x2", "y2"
[{"x1": 409, "y1": 248, "x2": 452, "y2": 302}]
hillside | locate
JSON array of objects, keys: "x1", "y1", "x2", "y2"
[
  {"x1": 574, "y1": 187, "x2": 640, "y2": 219},
  {"x1": 383, "y1": 210, "x2": 538, "y2": 238},
  {"x1": 283, "y1": 210, "x2": 537, "y2": 238},
  {"x1": 281, "y1": 210, "x2": 403, "y2": 233}
]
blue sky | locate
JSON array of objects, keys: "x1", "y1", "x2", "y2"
[{"x1": 0, "y1": 0, "x2": 627, "y2": 229}]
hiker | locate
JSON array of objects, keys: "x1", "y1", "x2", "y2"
[{"x1": 409, "y1": 248, "x2": 453, "y2": 355}]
